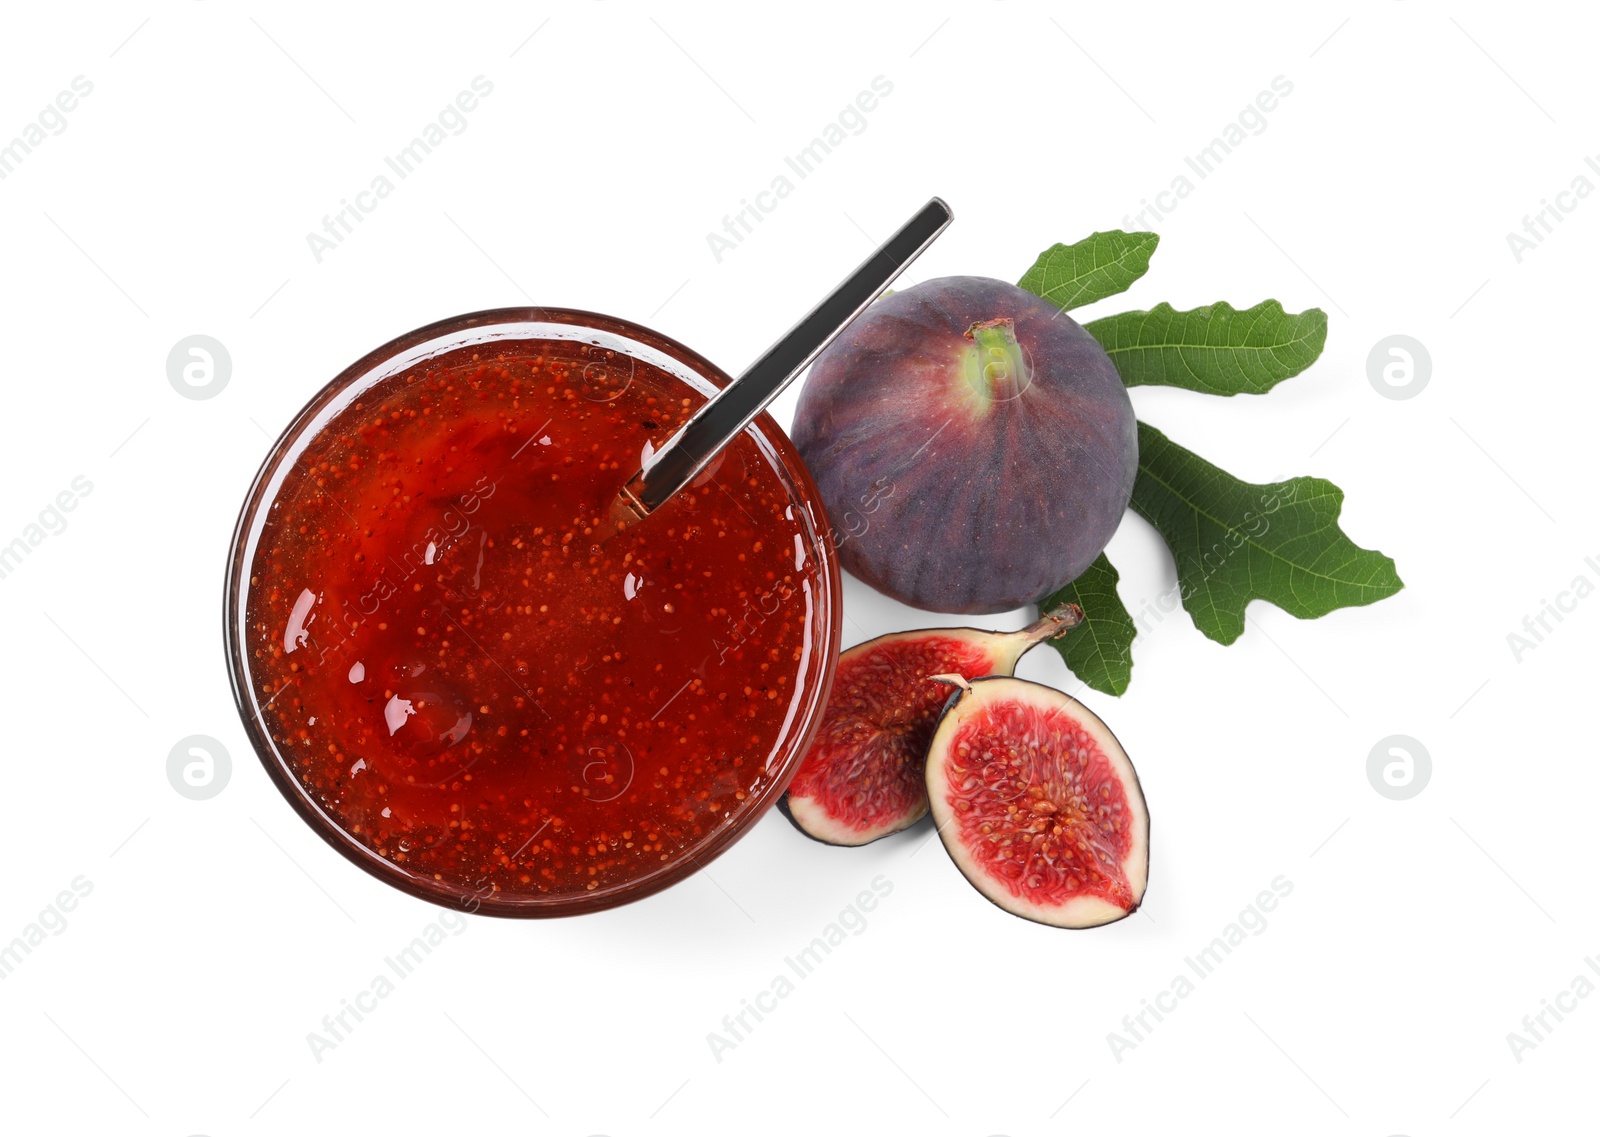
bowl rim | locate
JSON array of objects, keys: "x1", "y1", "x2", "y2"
[{"x1": 223, "y1": 306, "x2": 842, "y2": 918}]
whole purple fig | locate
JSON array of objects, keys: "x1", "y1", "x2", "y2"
[{"x1": 793, "y1": 276, "x2": 1136, "y2": 614}]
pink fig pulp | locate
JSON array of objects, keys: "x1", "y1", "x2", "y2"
[{"x1": 779, "y1": 601, "x2": 1083, "y2": 846}]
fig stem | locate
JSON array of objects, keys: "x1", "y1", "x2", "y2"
[
  {"x1": 1024, "y1": 600, "x2": 1085, "y2": 643},
  {"x1": 965, "y1": 318, "x2": 1028, "y2": 400}
]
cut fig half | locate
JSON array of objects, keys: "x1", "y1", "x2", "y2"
[
  {"x1": 780, "y1": 602, "x2": 1083, "y2": 846},
  {"x1": 924, "y1": 674, "x2": 1149, "y2": 928}
]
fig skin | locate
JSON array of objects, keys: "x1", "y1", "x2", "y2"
[{"x1": 793, "y1": 276, "x2": 1137, "y2": 615}]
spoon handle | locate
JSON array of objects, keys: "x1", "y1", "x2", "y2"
[{"x1": 619, "y1": 197, "x2": 953, "y2": 519}]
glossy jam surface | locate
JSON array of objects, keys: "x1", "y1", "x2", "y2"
[{"x1": 242, "y1": 338, "x2": 826, "y2": 904}]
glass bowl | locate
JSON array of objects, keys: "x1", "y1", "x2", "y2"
[{"x1": 224, "y1": 308, "x2": 842, "y2": 917}]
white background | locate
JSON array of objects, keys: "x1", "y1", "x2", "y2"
[{"x1": 1, "y1": 2, "x2": 1594, "y2": 1133}]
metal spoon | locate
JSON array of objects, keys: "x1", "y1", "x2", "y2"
[{"x1": 608, "y1": 197, "x2": 953, "y2": 531}]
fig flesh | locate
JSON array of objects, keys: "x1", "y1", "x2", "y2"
[
  {"x1": 780, "y1": 602, "x2": 1082, "y2": 846},
  {"x1": 925, "y1": 674, "x2": 1148, "y2": 928},
  {"x1": 793, "y1": 276, "x2": 1137, "y2": 614}
]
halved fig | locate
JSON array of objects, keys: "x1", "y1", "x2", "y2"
[
  {"x1": 925, "y1": 674, "x2": 1148, "y2": 928},
  {"x1": 780, "y1": 602, "x2": 1083, "y2": 846}
]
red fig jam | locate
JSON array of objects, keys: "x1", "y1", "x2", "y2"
[{"x1": 242, "y1": 339, "x2": 826, "y2": 903}]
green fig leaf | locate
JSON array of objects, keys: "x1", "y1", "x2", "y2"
[
  {"x1": 1018, "y1": 230, "x2": 1160, "y2": 311},
  {"x1": 1131, "y1": 422, "x2": 1403, "y2": 645},
  {"x1": 1040, "y1": 554, "x2": 1136, "y2": 697},
  {"x1": 1086, "y1": 300, "x2": 1327, "y2": 395}
]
